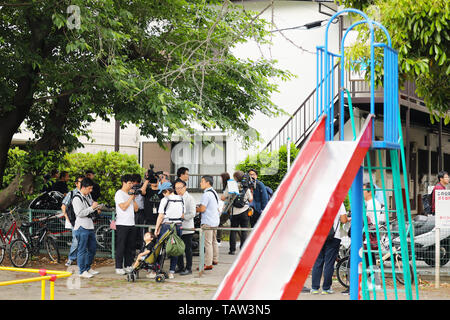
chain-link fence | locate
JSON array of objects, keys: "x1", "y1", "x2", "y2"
[{"x1": 19, "y1": 209, "x2": 115, "y2": 258}]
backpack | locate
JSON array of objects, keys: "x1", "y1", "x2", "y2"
[
  {"x1": 232, "y1": 187, "x2": 248, "y2": 209},
  {"x1": 166, "y1": 225, "x2": 185, "y2": 257},
  {"x1": 265, "y1": 186, "x2": 273, "y2": 200},
  {"x1": 66, "y1": 191, "x2": 77, "y2": 227},
  {"x1": 163, "y1": 197, "x2": 184, "y2": 221}
]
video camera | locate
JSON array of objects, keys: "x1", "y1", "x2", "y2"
[
  {"x1": 128, "y1": 184, "x2": 143, "y2": 196},
  {"x1": 146, "y1": 164, "x2": 163, "y2": 184},
  {"x1": 240, "y1": 172, "x2": 256, "y2": 190}
]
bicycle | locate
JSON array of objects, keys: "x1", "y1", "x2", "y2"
[
  {"x1": 9, "y1": 214, "x2": 60, "y2": 267},
  {"x1": 0, "y1": 208, "x2": 28, "y2": 264},
  {"x1": 336, "y1": 225, "x2": 414, "y2": 289}
]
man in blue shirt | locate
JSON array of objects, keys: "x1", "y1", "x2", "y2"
[
  {"x1": 248, "y1": 169, "x2": 269, "y2": 227},
  {"x1": 196, "y1": 175, "x2": 220, "y2": 270}
]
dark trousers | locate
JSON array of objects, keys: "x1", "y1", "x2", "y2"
[
  {"x1": 177, "y1": 233, "x2": 193, "y2": 271},
  {"x1": 159, "y1": 223, "x2": 182, "y2": 272},
  {"x1": 115, "y1": 225, "x2": 137, "y2": 269},
  {"x1": 249, "y1": 210, "x2": 261, "y2": 228},
  {"x1": 311, "y1": 238, "x2": 341, "y2": 290},
  {"x1": 229, "y1": 210, "x2": 249, "y2": 252},
  {"x1": 135, "y1": 209, "x2": 145, "y2": 250}
]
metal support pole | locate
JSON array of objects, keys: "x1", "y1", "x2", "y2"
[
  {"x1": 350, "y1": 167, "x2": 363, "y2": 300},
  {"x1": 435, "y1": 228, "x2": 440, "y2": 288},
  {"x1": 287, "y1": 137, "x2": 291, "y2": 171},
  {"x1": 198, "y1": 228, "x2": 205, "y2": 277}
]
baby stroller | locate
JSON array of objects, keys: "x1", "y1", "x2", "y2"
[{"x1": 126, "y1": 224, "x2": 176, "y2": 283}]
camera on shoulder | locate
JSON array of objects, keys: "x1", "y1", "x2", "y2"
[{"x1": 146, "y1": 164, "x2": 163, "y2": 184}]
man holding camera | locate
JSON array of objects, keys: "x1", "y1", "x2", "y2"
[
  {"x1": 114, "y1": 174, "x2": 138, "y2": 275},
  {"x1": 72, "y1": 177, "x2": 101, "y2": 278},
  {"x1": 140, "y1": 167, "x2": 164, "y2": 227},
  {"x1": 221, "y1": 171, "x2": 253, "y2": 255}
]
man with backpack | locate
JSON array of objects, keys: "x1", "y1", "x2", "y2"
[
  {"x1": 73, "y1": 178, "x2": 101, "y2": 278},
  {"x1": 221, "y1": 171, "x2": 253, "y2": 255},
  {"x1": 247, "y1": 169, "x2": 269, "y2": 228},
  {"x1": 61, "y1": 175, "x2": 85, "y2": 267}
]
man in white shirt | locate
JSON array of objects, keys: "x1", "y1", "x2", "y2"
[
  {"x1": 174, "y1": 180, "x2": 196, "y2": 275},
  {"x1": 114, "y1": 174, "x2": 138, "y2": 275},
  {"x1": 197, "y1": 175, "x2": 220, "y2": 270}
]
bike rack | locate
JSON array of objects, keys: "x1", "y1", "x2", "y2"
[{"x1": 0, "y1": 266, "x2": 72, "y2": 300}]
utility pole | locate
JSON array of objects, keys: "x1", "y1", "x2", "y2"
[{"x1": 114, "y1": 119, "x2": 120, "y2": 152}]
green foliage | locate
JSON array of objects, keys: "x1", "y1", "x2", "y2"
[
  {"x1": 2, "y1": 147, "x2": 66, "y2": 197},
  {"x1": 0, "y1": 0, "x2": 292, "y2": 154},
  {"x1": 2, "y1": 147, "x2": 28, "y2": 188},
  {"x1": 235, "y1": 143, "x2": 299, "y2": 192},
  {"x1": 2, "y1": 149, "x2": 144, "y2": 207},
  {"x1": 343, "y1": 0, "x2": 450, "y2": 121},
  {"x1": 61, "y1": 151, "x2": 144, "y2": 207}
]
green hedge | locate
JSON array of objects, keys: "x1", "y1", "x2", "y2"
[
  {"x1": 235, "y1": 143, "x2": 299, "y2": 192},
  {"x1": 235, "y1": 143, "x2": 350, "y2": 211},
  {"x1": 3, "y1": 149, "x2": 144, "y2": 207}
]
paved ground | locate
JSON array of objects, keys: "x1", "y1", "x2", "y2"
[{"x1": 0, "y1": 241, "x2": 449, "y2": 300}]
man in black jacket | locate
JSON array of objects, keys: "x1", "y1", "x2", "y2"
[{"x1": 85, "y1": 170, "x2": 101, "y2": 201}]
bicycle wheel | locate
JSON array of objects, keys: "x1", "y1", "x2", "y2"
[
  {"x1": 0, "y1": 236, "x2": 6, "y2": 265},
  {"x1": 45, "y1": 237, "x2": 60, "y2": 263},
  {"x1": 9, "y1": 238, "x2": 30, "y2": 267},
  {"x1": 336, "y1": 255, "x2": 350, "y2": 288},
  {"x1": 95, "y1": 224, "x2": 112, "y2": 251},
  {"x1": 393, "y1": 254, "x2": 414, "y2": 285}
]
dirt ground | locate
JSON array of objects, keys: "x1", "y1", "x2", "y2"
[{"x1": 1, "y1": 243, "x2": 449, "y2": 300}]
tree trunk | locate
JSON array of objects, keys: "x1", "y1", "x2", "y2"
[
  {"x1": 0, "y1": 174, "x2": 34, "y2": 211},
  {"x1": 0, "y1": 94, "x2": 73, "y2": 210}
]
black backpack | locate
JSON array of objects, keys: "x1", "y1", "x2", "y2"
[
  {"x1": 66, "y1": 191, "x2": 77, "y2": 227},
  {"x1": 232, "y1": 187, "x2": 248, "y2": 209}
]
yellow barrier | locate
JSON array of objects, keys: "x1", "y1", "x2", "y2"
[{"x1": 0, "y1": 266, "x2": 72, "y2": 300}]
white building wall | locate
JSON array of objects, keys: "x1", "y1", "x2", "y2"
[{"x1": 225, "y1": 0, "x2": 341, "y2": 169}]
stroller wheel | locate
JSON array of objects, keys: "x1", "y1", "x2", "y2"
[
  {"x1": 126, "y1": 273, "x2": 132, "y2": 282},
  {"x1": 155, "y1": 274, "x2": 165, "y2": 283}
]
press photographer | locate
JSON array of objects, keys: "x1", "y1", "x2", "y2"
[
  {"x1": 140, "y1": 164, "x2": 164, "y2": 226},
  {"x1": 220, "y1": 171, "x2": 253, "y2": 255}
]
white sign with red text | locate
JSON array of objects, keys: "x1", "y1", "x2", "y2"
[{"x1": 436, "y1": 190, "x2": 450, "y2": 228}]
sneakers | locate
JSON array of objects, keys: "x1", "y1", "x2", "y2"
[
  {"x1": 124, "y1": 266, "x2": 133, "y2": 273},
  {"x1": 80, "y1": 271, "x2": 93, "y2": 278},
  {"x1": 115, "y1": 268, "x2": 126, "y2": 275},
  {"x1": 180, "y1": 269, "x2": 192, "y2": 276},
  {"x1": 342, "y1": 288, "x2": 349, "y2": 295},
  {"x1": 88, "y1": 268, "x2": 100, "y2": 275},
  {"x1": 65, "y1": 259, "x2": 74, "y2": 267},
  {"x1": 168, "y1": 272, "x2": 174, "y2": 279},
  {"x1": 321, "y1": 289, "x2": 334, "y2": 295},
  {"x1": 146, "y1": 271, "x2": 156, "y2": 279},
  {"x1": 310, "y1": 289, "x2": 320, "y2": 295}
]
